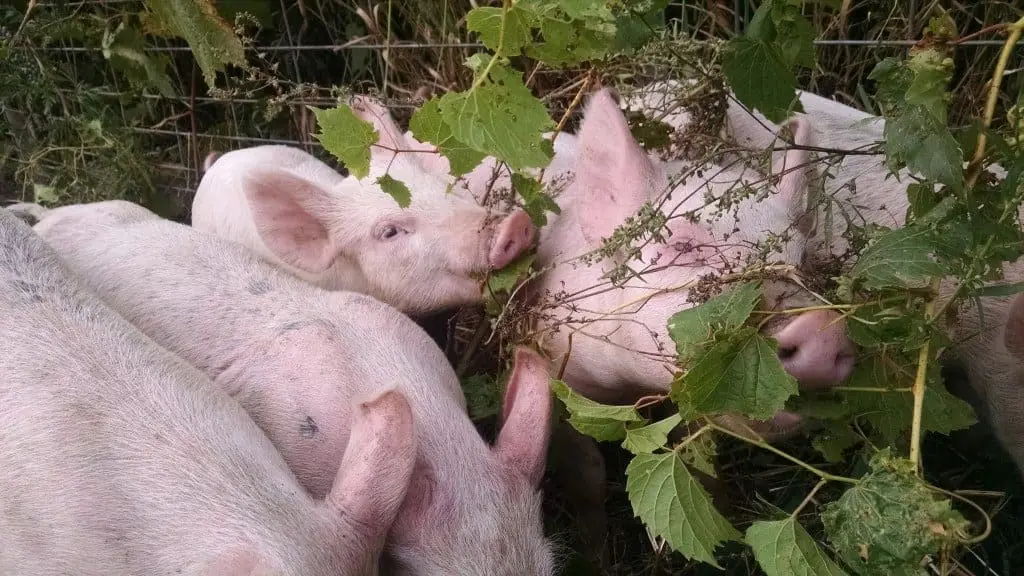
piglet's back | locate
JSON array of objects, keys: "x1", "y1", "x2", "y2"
[{"x1": 0, "y1": 208, "x2": 374, "y2": 576}]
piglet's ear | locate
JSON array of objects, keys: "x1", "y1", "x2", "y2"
[
  {"x1": 327, "y1": 389, "x2": 417, "y2": 542},
  {"x1": 348, "y1": 95, "x2": 423, "y2": 175},
  {"x1": 573, "y1": 88, "x2": 657, "y2": 246},
  {"x1": 770, "y1": 116, "x2": 816, "y2": 233},
  {"x1": 494, "y1": 347, "x2": 553, "y2": 487},
  {"x1": 403, "y1": 130, "x2": 452, "y2": 176},
  {"x1": 243, "y1": 168, "x2": 340, "y2": 274},
  {"x1": 1004, "y1": 293, "x2": 1024, "y2": 361}
]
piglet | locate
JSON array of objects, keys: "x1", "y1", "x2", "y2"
[
  {"x1": 414, "y1": 88, "x2": 855, "y2": 433},
  {"x1": 25, "y1": 200, "x2": 555, "y2": 576},
  {"x1": 191, "y1": 96, "x2": 536, "y2": 317},
  {"x1": 0, "y1": 206, "x2": 416, "y2": 575}
]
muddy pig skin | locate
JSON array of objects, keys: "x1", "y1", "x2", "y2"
[
  {"x1": 0, "y1": 206, "x2": 417, "y2": 576},
  {"x1": 24, "y1": 200, "x2": 555, "y2": 576}
]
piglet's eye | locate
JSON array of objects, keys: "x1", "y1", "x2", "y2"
[{"x1": 375, "y1": 223, "x2": 406, "y2": 241}]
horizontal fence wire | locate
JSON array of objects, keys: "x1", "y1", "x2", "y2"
[{"x1": 22, "y1": 39, "x2": 1024, "y2": 53}]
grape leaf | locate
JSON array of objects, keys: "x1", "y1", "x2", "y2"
[
  {"x1": 821, "y1": 449, "x2": 969, "y2": 576},
  {"x1": 747, "y1": 517, "x2": 850, "y2": 576},
  {"x1": 680, "y1": 431, "x2": 718, "y2": 479},
  {"x1": 723, "y1": 36, "x2": 797, "y2": 124},
  {"x1": 905, "y1": 50, "x2": 953, "y2": 125},
  {"x1": 512, "y1": 172, "x2": 561, "y2": 227},
  {"x1": 526, "y1": 17, "x2": 611, "y2": 66},
  {"x1": 438, "y1": 56, "x2": 555, "y2": 171},
  {"x1": 812, "y1": 421, "x2": 862, "y2": 463},
  {"x1": 672, "y1": 327, "x2": 798, "y2": 420},
  {"x1": 769, "y1": 0, "x2": 816, "y2": 69},
  {"x1": 465, "y1": 6, "x2": 534, "y2": 57},
  {"x1": 626, "y1": 452, "x2": 741, "y2": 568},
  {"x1": 622, "y1": 414, "x2": 682, "y2": 454},
  {"x1": 848, "y1": 226, "x2": 945, "y2": 290},
  {"x1": 884, "y1": 106, "x2": 964, "y2": 191},
  {"x1": 310, "y1": 105, "x2": 377, "y2": 179},
  {"x1": 553, "y1": 0, "x2": 614, "y2": 21},
  {"x1": 375, "y1": 174, "x2": 411, "y2": 208},
  {"x1": 667, "y1": 281, "x2": 761, "y2": 362},
  {"x1": 145, "y1": 0, "x2": 246, "y2": 88},
  {"x1": 408, "y1": 97, "x2": 486, "y2": 177},
  {"x1": 550, "y1": 379, "x2": 644, "y2": 441}
]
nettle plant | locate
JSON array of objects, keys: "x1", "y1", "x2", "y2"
[{"x1": 172, "y1": 0, "x2": 1023, "y2": 572}]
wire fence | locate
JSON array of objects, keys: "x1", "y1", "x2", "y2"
[{"x1": 4, "y1": 0, "x2": 1022, "y2": 217}]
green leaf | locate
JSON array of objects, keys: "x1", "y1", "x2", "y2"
[
  {"x1": 408, "y1": 97, "x2": 486, "y2": 177},
  {"x1": 144, "y1": 0, "x2": 247, "y2": 88},
  {"x1": 769, "y1": 1, "x2": 817, "y2": 69},
  {"x1": 550, "y1": 379, "x2": 644, "y2": 441},
  {"x1": 461, "y1": 373, "x2": 502, "y2": 421},
  {"x1": 102, "y1": 22, "x2": 175, "y2": 97},
  {"x1": 812, "y1": 422, "x2": 862, "y2": 463},
  {"x1": 375, "y1": 174, "x2": 411, "y2": 208},
  {"x1": 32, "y1": 183, "x2": 59, "y2": 205},
  {"x1": 841, "y1": 356, "x2": 976, "y2": 446},
  {"x1": 512, "y1": 172, "x2": 561, "y2": 227},
  {"x1": 904, "y1": 50, "x2": 953, "y2": 125},
  {"x1": 821, "y1": 449, "x2": 969, "y2": 576},
  {"x1": 667, "y1": 281, "x2": 761, "y2": 363},
  {"x1": 485, "y1": 252, "x2": 536, "y2": 294},
  {"x1": 465, "y1": 6, "x2": 534, "y2": 58},
  {"x1": 680, "y1": 431, "x2": 719, "y2": 478},
  {"x1": 438, "y1": 56, "x2": 555, "y2": 170},
  {"x1": 623, "y1": 414, "x2": 682, "y2": 454},
  {"x1": 672, "y1": 327, "x2": 799, "y2": 420},
  {"x1": 723, "y1": 36, "x2": 797, "y2": 124},
  {"x1": 626, "y1": 452, "x2": 741, "y2": 568},
  {"x1": 310, "y1": 105, "x2": 377, "y2": 179},
  {"x1": 849, "y1": 226, "x2": 945, "y2": 290},
  {"x1": 884, "y1": 106, "x2": 964, "y2": 191},
  {"x1": 747, "y1": 517, "x2": 850, "y2": 576}
]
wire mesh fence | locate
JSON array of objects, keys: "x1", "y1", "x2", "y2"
[{"x1": 4, "y1": 0, "x2": 1020, "y2": 221}]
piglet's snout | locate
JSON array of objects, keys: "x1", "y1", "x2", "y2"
[
  {"x1": 489, "y1": 209, "x2": 536, "y2": 269},
  {"x1": 772, "y1": 309, "x2": 856, "y2": 389}
]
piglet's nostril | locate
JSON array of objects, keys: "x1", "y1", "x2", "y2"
[{"x1": 777, "y1": 346, "x2": 797, "y2": 360}]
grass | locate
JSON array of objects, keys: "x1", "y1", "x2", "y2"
[{"x1": 2, "y1": 1, "x2": 1023, "y2": 574}]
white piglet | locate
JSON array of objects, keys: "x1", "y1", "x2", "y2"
[
  {"x1": 0, "y1": 206, "x2": 416, "y2": 576},
  {"x1": 413, "y1": 89, "x2": 856, "y2": 436},
  {"x1": 27, "y1": 200, "x2": 555, "y2": 576},
  {"x1": 630, "y1": 82, "x2": 1024, "y2": 477},
  {"x1": 191, "y1": 96, "x2": 536, "y2": 317}
]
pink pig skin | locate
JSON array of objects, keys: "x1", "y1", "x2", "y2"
[
  {"x1": 0, "y1": 206, "x2": 416, "y2": 576},
  {"x1": 27, "y1": 201, "x2": 555, "y2": 576}
]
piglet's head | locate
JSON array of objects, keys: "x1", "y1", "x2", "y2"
[{"x1": 236, "y1": 97, "x2": 536, "y2": 316}]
